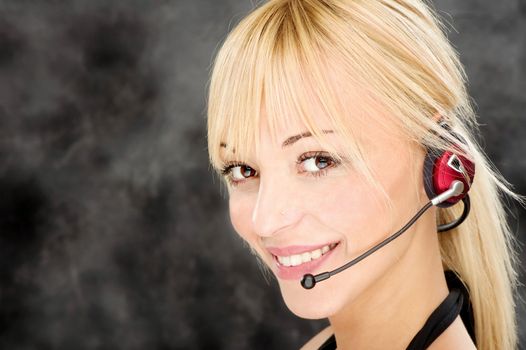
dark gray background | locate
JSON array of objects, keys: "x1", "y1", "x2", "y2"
[{"x1": 0, "y1": 0, "x2": 524, "y2": 349}]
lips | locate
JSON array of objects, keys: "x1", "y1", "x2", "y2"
[{"x1": 267, "y1": 242, "x2": 340, "y2": 280}]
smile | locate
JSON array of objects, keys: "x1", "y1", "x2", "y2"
[{"x1": 272, "y1": 243, "x2": 339, "y2": 267}]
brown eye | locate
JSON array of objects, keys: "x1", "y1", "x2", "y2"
[
  {"x1": 315, "y1": 156, "x2": 331, "y2": 169},
  {"x1": 303, "y1": 155, "x2": 334, "y2": 172},
  {"x1": 231, "y1": 165, "x2": 257, "y2": 180}
]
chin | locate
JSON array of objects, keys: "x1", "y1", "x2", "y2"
[
  {"x1": 276, "y1": 278, "x2": 348, "y2": 320},
  {"x1": 274, "y1": 261, "x2": 386, "y2": 320}
]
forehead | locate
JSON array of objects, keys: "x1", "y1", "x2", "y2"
[
  {"x1": 259, "y1": 108, "x2": 332, "y2": 143},
  {"x1": 219, "y1": 111, "x2": 338, "y2": 164},
  {"x1": 259, "y1": 102, "x2": 401, "y2": 148},
  {"x1": 221, "y1": 100, "x2": 401, "y2": 162}
]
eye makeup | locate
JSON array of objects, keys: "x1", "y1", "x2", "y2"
[{"x1": 220, "y1": 151, "x2": 342, "y2": 187}]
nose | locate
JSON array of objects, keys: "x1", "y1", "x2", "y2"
[{"x1": 251, "y1": 176, "x2": 303, "y2": 237}]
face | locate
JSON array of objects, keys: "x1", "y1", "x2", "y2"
[{"x1": 221, "y1": 111, "x2": 428, "y2": 319}]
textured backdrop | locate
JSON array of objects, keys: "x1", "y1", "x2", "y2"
[{"x1": 0, "y1": 0, "x2": 525, "y2": 349}]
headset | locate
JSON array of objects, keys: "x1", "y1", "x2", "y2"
[{"x1": 301, "y1": 122, "x2": 476, "y2": 289}]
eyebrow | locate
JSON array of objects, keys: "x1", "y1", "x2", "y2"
[
  {"x1": 219, "y1": 129, "x2": 334, "y2": 150},
  {"x1": 281, "y1": 129, "x2": 334, "y2": 148}
]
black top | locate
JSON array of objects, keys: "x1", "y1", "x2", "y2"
[{"x1": 317, "y1": 270, "x2": 476, "y2": 350}]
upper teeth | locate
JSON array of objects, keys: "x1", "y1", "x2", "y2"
[{"x1": 276, "y1": 243, "x2": 336, "y2": 267}]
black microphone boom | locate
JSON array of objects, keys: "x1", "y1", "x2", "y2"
[
  {"x1": 300, "y1": 181, "x2": 468, "y2": 290},
  {"x1": 301, "y1": 202, "x2": 432, "y2": 289}
]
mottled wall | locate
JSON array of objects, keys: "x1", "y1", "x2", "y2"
[{"x1": 0, "y1": 0, "x2": 524, "y2": 349}]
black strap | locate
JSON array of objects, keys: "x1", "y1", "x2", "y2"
[
  {"x1": 444, "y1": 270, "x2": 475, "y2": 342},
  {"x1": 405, "y1": 289, "x2": 463, "y2": 349},
  {"x1": 317, "y1": 334, "x2": 336, "y2": 350}
]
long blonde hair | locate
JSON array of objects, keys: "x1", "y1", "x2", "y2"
[{"x1": 206, "y1": 0, "x2": 523, "y2": 348}]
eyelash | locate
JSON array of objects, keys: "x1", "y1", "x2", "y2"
[{"x1": 220, "y1": 151, "x2": 341, "y2": 187}]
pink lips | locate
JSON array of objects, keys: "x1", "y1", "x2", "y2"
[{"x1": 266, "y1": 242, "x2": 339, "y2": 281}]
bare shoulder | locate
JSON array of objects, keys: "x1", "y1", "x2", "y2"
[{"x1": 300, "y1": 325, "x2": 334, "y2": 350}]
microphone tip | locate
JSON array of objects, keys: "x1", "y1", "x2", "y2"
[{"x1": 301, "y1": 274, "x2": 316, "y2": 289}]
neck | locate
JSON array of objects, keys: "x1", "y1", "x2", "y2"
[{"x1": 328, "y1": 210, "x2": 449, "y2": 350}]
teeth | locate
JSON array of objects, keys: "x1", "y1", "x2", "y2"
[
  {"x1": 276, "y1": 243, "x2": 337, "y2": 267},
  {"x1": 290, "y1": 255, "x2": 302, "y2": 266},
  {"x1": 311, "y1": 249, "x2": 322, "y2": 259},
  {"x1": 282, "y1": 256, "x2": 291, "y2": 266}
]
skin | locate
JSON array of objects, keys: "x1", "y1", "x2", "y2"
[{"x1": 221, "y1": 109, "x2": 475, "y2": 349}]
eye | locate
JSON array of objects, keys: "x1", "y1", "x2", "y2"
[
  {"x1": 221, "y1": 163, "x2": 257, "y2": 186},
  {"x1": 302, "y1": 155, "x2": 332, "y2": 172},
  {"x1": 220, "y1": 152, "x2": 340, "y2": 187},
  {"x1": 231, "y1": 165, "x2": 257, "y2": 180},
  {"x1": 298, "y1": 151, "x2": 339, "y2": 175}
]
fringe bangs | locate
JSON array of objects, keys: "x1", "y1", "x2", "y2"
[{"x1": 208, "y1": 0, "x2": 373, "y2": 182}]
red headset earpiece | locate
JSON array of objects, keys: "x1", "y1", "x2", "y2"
[
  {"x1": 423, "y1": 123, "x2": 476, "y2": 209},
  {"x1": 424, "y1": 149, "x2": 475, "y2": 208},
  {"x1": 422, "y1": 122, "x2": 475, "y2": 232}
]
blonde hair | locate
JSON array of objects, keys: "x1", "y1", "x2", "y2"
[{"x1": 206, "y1": 0, "x2": 523, "y2": 348}]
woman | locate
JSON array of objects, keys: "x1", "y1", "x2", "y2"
[{"x1": 206, "y1": 0, "x2": 522, "y2": 349}]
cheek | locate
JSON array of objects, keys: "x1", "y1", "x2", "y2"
[
  {"x1": 228, "y1": 193, "x2": 255, "y2": 243},
  {"x1": 306, "y1": 176, "x2": 388, "y2": 252}
]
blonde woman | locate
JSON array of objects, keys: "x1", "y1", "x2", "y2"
[{"x1": 206, "y1": 0, "x2": 522, "y2": 349}]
